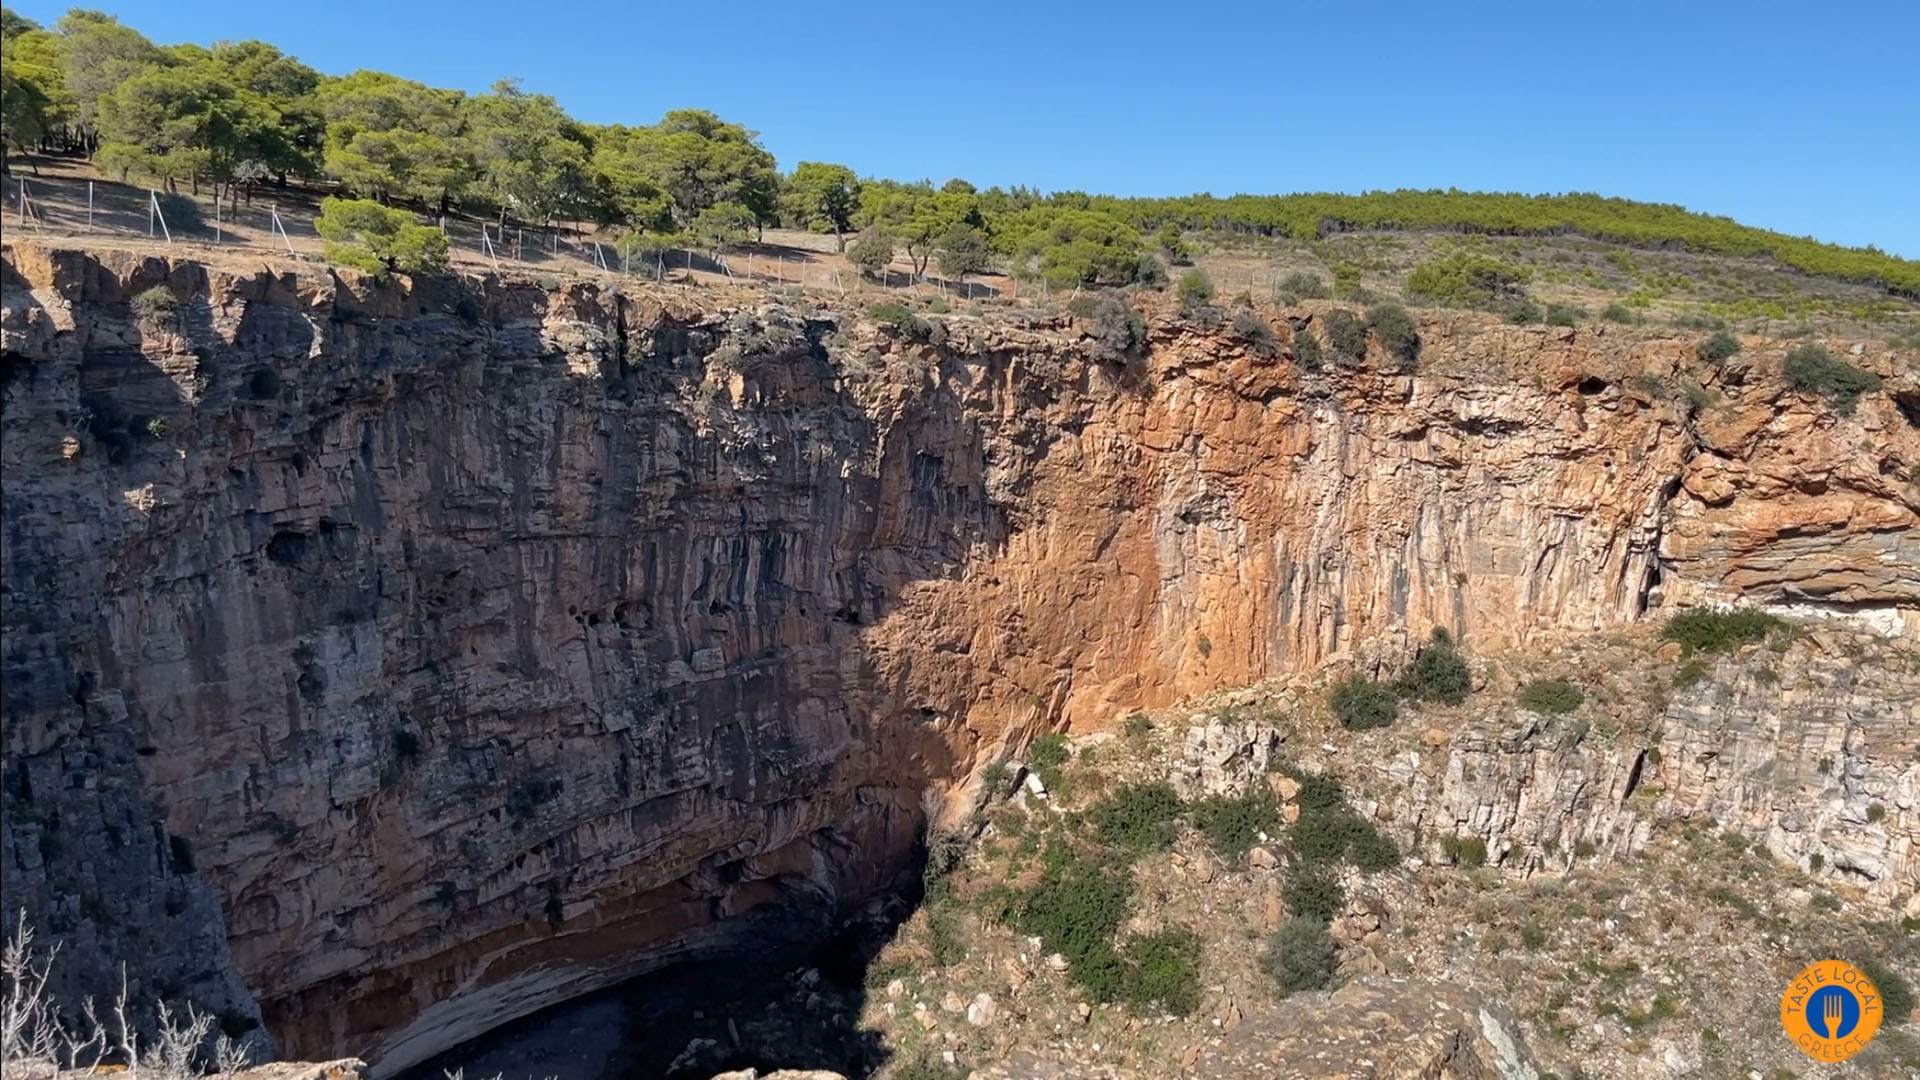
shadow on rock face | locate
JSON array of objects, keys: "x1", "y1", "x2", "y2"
[{"x1": 400, "y1": 840, "x2": 945, "y2": 1080}]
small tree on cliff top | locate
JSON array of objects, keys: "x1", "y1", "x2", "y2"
[{"x1": 315, "y1": 197, "x2": 448, "y2": 277}]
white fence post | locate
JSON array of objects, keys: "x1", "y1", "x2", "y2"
[{"x1": 148, "y1": 191, "x2": 173, "y2": 244}]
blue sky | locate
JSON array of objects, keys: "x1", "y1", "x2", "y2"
[{"x1": 14, "y1": 0, "x2": 1919, "y2": 256}]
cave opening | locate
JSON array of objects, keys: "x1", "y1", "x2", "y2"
[{"x1": 397, "y1": 833, "x2": 940, "y2": 1080}]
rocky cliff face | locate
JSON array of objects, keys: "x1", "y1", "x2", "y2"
[
  {"x1": 1388, "y1": 627, "x2": 1920, "y2": 911},
  {"x1": 3, "y1": 243, "x2": 1915, "y2": 1074}
]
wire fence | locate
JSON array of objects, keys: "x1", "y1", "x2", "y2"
[
  {"x1": 2, "y1": 172, "x2": 1038, "y2": 303},
  {"x1": 6, "y1": 171, "x2": 1324, "y2": 310}
]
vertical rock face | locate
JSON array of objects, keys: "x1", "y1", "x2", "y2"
[
  {"x1": 1393, "y1": 627, "x2": 1919, "y2": 909},
  {"x1": 3, "y1": 245, "x2": 1915, "y2": 1072}
]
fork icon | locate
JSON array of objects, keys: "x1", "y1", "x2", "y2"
[{"x1": 1819, "y1": 991, "x2": 1844, "y2": 1038}]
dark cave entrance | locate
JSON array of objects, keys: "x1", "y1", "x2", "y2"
[{"x1": 397, "y1": 840, "x2": 941, "y2": 1080}]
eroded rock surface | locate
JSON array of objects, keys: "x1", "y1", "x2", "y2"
[{"x1": 3, "y1": 243, "x2": 1915, "y2": 1073}]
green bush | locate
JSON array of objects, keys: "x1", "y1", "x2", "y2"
[
  {"x1": 1859, "y1": 958, "x2": 1914, "y2": 1025},
  {"x1": 1517, "y1": 677, "x2": 1584, "y2": 715},
  {"x1": 1119, "y1": 928, "x2": 1203, "y2": 1016},
  {"x1": 1281, "y1": 767, "x2": 1345, "y2": 812},
  {"x1": 1403, "y1": 251, "x2": 1532, "y2": 308},
  {"x1": 315, "y1": 197, "x2": 448, "y2": 276},
  {"x1": 1156, "y1": 223, "x2": 1191, "y2": 265},
  {"x1": 1441, "y1": 834, "x2": 1488, "y2": 868},
  {"x1": 926, "y1": 903, "x2": 966, "y2": 967},
  {"x1": 1783, "y1": 344, "x2": 1881, "y2": 415},
  {"x1": 1276, "y1": 271, "x2": 1329, "y2": 303},
  {"x1": 1323, "y1": 309, "x2": 1368, "y2": 367},
  {"x1": 1070, "y1": 291, "x2": 1150, "y2": 362},
  {"x1": 1232, "y1": 307, "x2": 1277, "y2": 357},
  {"x1": 1262, "y1": 916, "x2": 1337, "y2": 995},
  {"x1": 1347, "y1": 820, "x2": 1401, "y2": 872},
  {"x1": 1012, "y1": 845, "x2": 1133, "y2": 1002},
  {"x1": 1673, "y1": 311, "x2": 1727, "y2": 331},
  {"x1": 1329, "y1": 673, "x2": 1397, "y2": 730},
  {"x1": 1292, "y1": 327, "x2": 1325, "y2": 372},
  {"x1": 1192, "y1": 791, "x2": 1282, "y2": 864},
  {"x1": 131, "y1": 286, "x2": 179, "y2": 324},
  {"x1": 1090, "y1": 782, "x2": 1184, "y2": 856},
  {"x1": 1544, "y1": 303, "x2": 1585, "y2": 327},
  {"x1": 1176, "y1": 269, "x2": 1215, "y2": 312},
  {"x1": 1600, "y1": 301, "x2": 1641, "y2": 324},
  {"x1": 1500, "y1": 296, "x2": 1543, "y2": 325},
  {"x1": 1281, "y1": 866, "x2": 1345, "y2": 924},
  {"x1": 1133, "y1": 251, "x2": 1170, "y2": 288},
  {"x1": 1028, "y1": 733, "x2": 1070, "y2": 770},
  {"x1": 1366, "y1": 302, "x2": 1420, "y2": 371},
  {"x1": 1123, "y1": 712, "x2": 1153, "y2": 739},
  {"x1": 1698, "y1": 330, "x2": 1742, "y2": 363},
  {"x1": 1396, "y1": 627, "x2": 1471, "y2": 705},
  {"x1": 1293, "y1": 808, "x2": 1396, "y2": 871},
  {"x1": 847, "y1": 229, "x2": 894, "y2": 278},
  {"x1": 1660, "y1": 606, "x2": 1785, "y2": 657},
  {"x1": 869, "y1": 301, "x2": 919, "y2": 330}
]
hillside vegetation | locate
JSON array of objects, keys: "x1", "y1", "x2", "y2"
[{"x1": 3, "y1": 6, "x2": 1916, "y2": 300}]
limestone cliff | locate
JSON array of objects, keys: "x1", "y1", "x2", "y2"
[{"x1": 2, "y1": 243, "x2": 1915, "y2": 1074}]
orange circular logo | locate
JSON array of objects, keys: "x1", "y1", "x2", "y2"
[{"x1": 1780, "y1": 960, "x2": 1882, "y2": 1062}]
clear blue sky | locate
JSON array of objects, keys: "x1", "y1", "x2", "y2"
[{"x1": 14, "y1": 0, "x2": 1920, "y2": 257}]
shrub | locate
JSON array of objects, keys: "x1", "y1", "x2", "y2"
[
  {"x1": 1698, "y1": 330, "x2": 1742, "y2": 363},
  {"x1": 1028, "y1": 733, "x2": 1070, "y2": 771},
  {"x1": 1330, "y1": 263, "x2": 1367, "y2": 300},
  {"x1": 1673, "y1": 311, "x2": 1727, "y2": 331},
  {"x1": 1396, "y1": 627, "x2": 1470, "y2": 705},
  {"x1": 1156, "y1": 223, "x2": 1191, "y2": 265},
  {"x1": 1544, "y1": 303, "x2": 1585, "y2": 327},
  {"x1": 1330, "y1": 673, "x2": 1397, "y2": 730},
  {"x1": 1282, "y1": 866, "x2": 1345, "y2": 924},
  {"x1": 1441, "y1": 834, "x2": 1488, "y2": 868},
  {"x1": 1232, "y1": 307, "x2": 1277, "y2": 357},
  {"x1": 1276, "y1": 271, "x2": 1329, "y2": 303},
  {"x1": 1176, "y1": 269, "x2": 1215, "y2": 313},
  {"x1": 1783, "y1": 344, "x2": 1881, "y2": 415},
  {"x1": 1323, "y1": 309, "x2": 1368, "y2": 367},
  {"x1": 1012, "y1": 845, "x2": 1134, "y2": 1002},
  {"x1": 1347, "y1": 820, "x2": 1401, "y2": 872},
  {"x1": 869, "y1": 301, "x2": 918, "y2": 329},
  {"x1": 1192, "y1": 791, "x2": 1282, "y2": 864},
  {"x1": 1262, "y1": 916, "x2": 1337, "y2": 995},
  {"x1": 1366, "y1": 302, "x2": 1420, "y2": 371},
  {"x1": 1292, "y1": 327, "x2": 1325, "y2": 372},
  {"x1": 1600, "y1": 301, "x2": 1641, "y2": 324},
  {"x1": 1120, "y1": 928, "x2": 1203, "y2": 1016},
  {"x1": 1132, "y1": 251, "x2": 1170, "y2": 288},
  {"x1": 1090, "y1": 782, "x2": 1184, "y2": 856},
  {"x1": 1500, "y1": 296, "x2": 1543, "y2": 325},
  {"x1": 1867, "y1": 803, "x2": 1887, "y2": 823},
  {"x1": 1070, "y1": 291, "x2": 1150, "y2": 362},
  {"x1": 847, "y1": 229, "x2": 894, "y2": 278},
  {"x1": 1517, "y1": 677, "x2": 1584, "y2": 715},
  {"x1": 1293, "y1": 807, "x2": 1396, "y2": 871},
  {"x1": 926, "y1": 904, "x2": 966, "y2": 967},
  {"x1": 1660, "y1": 606, "x2": 1785, "y2": 657},
  {"x1": 1403, "y1": 251, "x2": 1531, "y2": 308},
  {"x1": 1123, "y1": 712, "x2": 1153, "y2": 739},
  {"x1": 1859, "y1": 958, "x2": 1914, "y2": 1024},
  {"x1": 131, "y1": 286, "x2": 179, "y2": 325},
  {"x1": 315, "y1": 197, "x2": 448, "y2": 276}
]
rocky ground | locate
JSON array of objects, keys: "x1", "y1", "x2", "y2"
[{"x1": 840, "y1": 620, "x2": 1919, "y2": 1080}]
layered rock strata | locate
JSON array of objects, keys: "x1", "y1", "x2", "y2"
[{"x1": 2, "y1": 243, "x2": 1914, "y2": 1071}]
